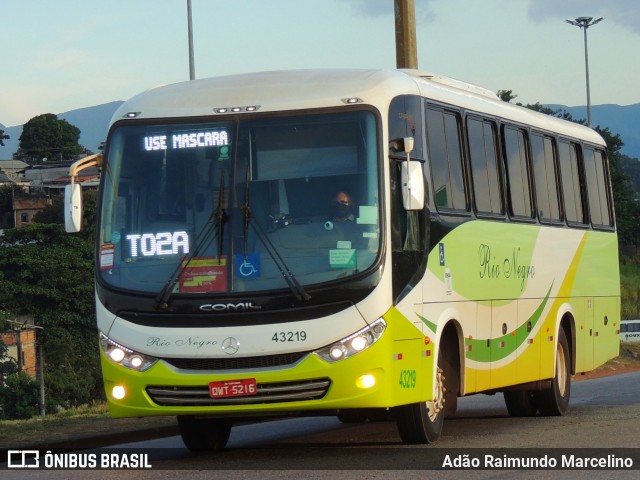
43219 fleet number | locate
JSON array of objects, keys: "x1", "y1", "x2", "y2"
[
  {"x1": 272, "y1": 331, "x2": 307, "y2": 342},
  {"x1": 399, "y1": 369, "x2": 417, "y2": 389}
]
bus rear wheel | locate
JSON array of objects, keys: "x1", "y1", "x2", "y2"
[
  {"x1": 504, "y1": 390, "x2": 538, "y2": 417},
  {"x1": 395, "y1": 366, "x2": 445, "y2": 444},
  {"x1": 177, "y1": 416, "x2": 232, "y2": 451},
  {"x1": 535, "y1": 328, "x2": 571, "y2": 416}
]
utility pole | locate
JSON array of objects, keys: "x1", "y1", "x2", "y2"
[
  {"x1": 187, "y1": 0, "x2": 196, "y2": 80},
  {"x1": 394, "y1": 0, "x2": 418, "y2": 69},
  {"x1": 565, "y1": 17, "x2": 603, "y2": 127}
]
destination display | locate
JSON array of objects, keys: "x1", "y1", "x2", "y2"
[{"x1": 143, "y1": 130, "x2": 229, "y2": 151}]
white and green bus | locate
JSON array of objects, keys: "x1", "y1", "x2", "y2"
[{"x1": 66, "y1": 69, "x2": 620, "y2": 449}]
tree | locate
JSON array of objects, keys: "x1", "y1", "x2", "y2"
[
  {"x1": 0, "y1": 128, "x2": 9, "y2": 147},
  {"x1": 15, "y1": 113, "x2": 84, "y2": 165},
  {"x1": 0, "y1": 222, "x2": 102, "y2": 410},
  {"x1": 497, "y1": 89, "x2": 517, "y2": 103},
  {"x1": 0, "y1": 372, "x2": 39, "y2": 419},
  {"x1": 0, "y1": 185, "x2": 14, "y2": 229}
]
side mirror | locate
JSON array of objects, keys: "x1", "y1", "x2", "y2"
[
  {"x1": 401, "y1": 160, "x2": 425, "y2": 210},
  {"x1": 64, "y1": 183, "x2": 83, "y2": 233},
  {"x1": 395, "y1": 137, "x2": 424, "y2": 211}
]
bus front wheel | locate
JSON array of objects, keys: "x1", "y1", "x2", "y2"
[
  {"x1": 395, "y1": 366, "x2": 445, "y2": 444},
  {"x1": 177, "y1": 416, "x2": 232, "y2": 451}
]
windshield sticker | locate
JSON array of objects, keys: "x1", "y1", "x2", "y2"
[
  {"x1": 330, "y1": 249, "x2": 356, "y2": 269},
  {"x1": 125, "y1": 231, "x2": 189, "y2": 258},
  {"x1": 356, "y1": 205, "x2": 378, "y2": 225},
  {"x1": 336, "y1": 241, "x2": 351, "y2": 249},
  {"x1": 234, "y1": 253, "x2": 261, "y2": 279},
  {"x1": 179, "y1": 257, "x2": 227, "y2": 293},
  {"x1": 100, "y1": 244, "x2": 115, "y2": 270}
]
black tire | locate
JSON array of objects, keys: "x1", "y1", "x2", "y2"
[
  {"x1": 535, "y1": 328, "x2": 571, "y2": 416},
  {"x1": 395, "y1": 366, "x2": 445, "y2": 444},
  {"x1": 442, "y1": 353, "x2": 459, "y2": 417},
  {"x1": 177, "y1": 416, "x2": 232, "y2": 451},
  {"x1": 504, "y1": 390, "x2": 538, "y2": 417}
]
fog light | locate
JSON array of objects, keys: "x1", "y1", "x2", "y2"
[
  {"x1": 356, "y1": 374, "x2": 376, "y2": 389},
  {"x1": 112, "y1": 385, "x2": 126, "y2": 400}
]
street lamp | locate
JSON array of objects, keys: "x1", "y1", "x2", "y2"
[
  {"x1": 187, "y1": 0, "x2": 195, "y2": 80},
  {"x1": 565, "y1": 16, "x2": 603, "y2": 127}
]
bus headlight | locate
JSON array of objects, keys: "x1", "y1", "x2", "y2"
[
  {"x1": 314, "y1": 318, "x2": 386, "y2": 363},
  {"x1": 100, "y1": 333, "x2": 157, "y2": 372}
]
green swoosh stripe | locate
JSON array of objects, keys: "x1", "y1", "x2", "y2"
[{"x1": 416, "y1": 284, "x2": 553, "y2": 364}]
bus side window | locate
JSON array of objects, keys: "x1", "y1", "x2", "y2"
[
  {"x1": 531, "y1": 133, "x2": 561, "y2": 223},
  {"x1": 583, "y1": 147, "x2": 613, "y2": 228},
  {"x1": 502, "y1": 126, "x2": 533, "y2": 219},
  {"x1": 467, "y1": 117, "x2": 503, "y2": 216},
  {"x1": 558, "y1": 141, "x2": 587, "y2": 225},
  {"x1": 425, "y1": 107, "x2": 467, "y2": 212}
]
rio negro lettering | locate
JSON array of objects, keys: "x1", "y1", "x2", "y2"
[{"x1": 478, "y1": 244, "x2": 535, "y2": 291}]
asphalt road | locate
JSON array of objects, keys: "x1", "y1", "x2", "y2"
[{"x1": 2, "y1": 371, "x2": 639, "y2": 479}]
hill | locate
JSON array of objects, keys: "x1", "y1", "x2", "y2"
[{"x1": 546, "y1": 103, "x2": 640, "y2": 159}]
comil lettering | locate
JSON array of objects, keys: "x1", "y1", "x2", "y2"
[{"x1": 126, "y1": 231, "x2": 189, "y2": 257}]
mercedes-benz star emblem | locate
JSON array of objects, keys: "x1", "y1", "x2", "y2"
[{"x1": 221, "y1": 337, "x2": 240, "y2": 355}]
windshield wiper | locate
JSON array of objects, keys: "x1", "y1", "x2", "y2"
[
  {"x1": 241, "y1": 167, "x2": 310, "y2": 302},
  {"x1": 154, "y1": 175, "x2": 227, "y2": 310}
]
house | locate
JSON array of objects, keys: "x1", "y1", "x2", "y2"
[
  {"x1": 0, "y1": 316, "x2": 37, "y2": 378},
  {"x1": 0, "y1": 160, "x2": 28, "y2": 182},
  {"x1": 0, "y1": 173, "x2": 14, "y2": 186},
  {"x1": 23, "y1": 160, "x2": 100, "y2": 192},
  {"x1": 12, "y1": 196, "x2": 51, "y2": 228}
]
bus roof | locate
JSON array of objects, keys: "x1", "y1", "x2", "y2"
[{"x1": 112, "y1": 69, "x2": 604, "y2": 146}]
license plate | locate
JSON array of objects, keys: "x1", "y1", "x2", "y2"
[{"x1": 209, "y1": 378, "x2": 257, "y2": 398}]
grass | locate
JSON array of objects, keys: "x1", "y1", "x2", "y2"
[
  {"x1": 617, "y1": 341, "x2": 640, "y2": 364},
  {"x1": 0, "y1": 402, "x2": 176, "y2": 448}
]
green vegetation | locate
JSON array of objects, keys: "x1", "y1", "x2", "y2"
[
  {"x1": 620, "y1": 251, "x2": 640, "y2": 320},
  {"x1": 0, "y1": 191, "x2": 101, "y2": 420}
]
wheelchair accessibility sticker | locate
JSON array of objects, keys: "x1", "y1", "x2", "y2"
[{"x1": 234, "y1": 253, "x2": 260, "y2": 278}]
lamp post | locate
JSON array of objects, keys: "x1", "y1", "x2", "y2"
[
  {"x1": 565, "y1": 16, "x2": 603, "y2": 127},
  {"x1": 187, "y1": 0, "x2": 195, "y2": 80}
]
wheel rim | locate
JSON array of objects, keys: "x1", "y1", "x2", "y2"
[
  {"x1": 556, "y1": 342, "x2": 568, "y2": 397},
  {"x1": 426, "y1": 367, "x2": 445, "y2": 422}
]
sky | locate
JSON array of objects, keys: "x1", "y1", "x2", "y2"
[{"x1": 1, "y1": 0, "x2": 639, "y2": 127}]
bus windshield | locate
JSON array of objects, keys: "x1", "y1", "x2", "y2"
[{"x1": 98, "y1": 110, "x2": 381, "y2": 296}]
